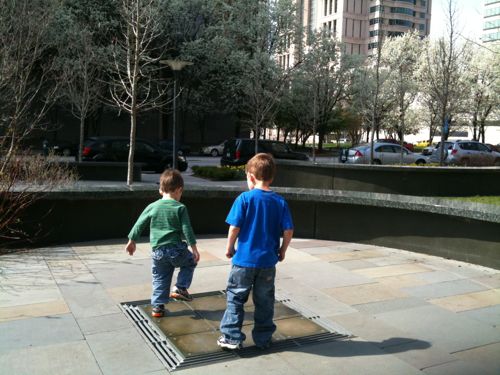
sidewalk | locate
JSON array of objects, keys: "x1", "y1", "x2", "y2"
[{"x1": 1, "y1": 237, "x2": 499, "y2": 375}]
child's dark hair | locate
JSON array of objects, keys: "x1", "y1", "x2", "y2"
[
  {"x1": 159, "y1": 169, "x2": 184, "y2": 193},
  {"x1": 245, "y1": 153, "x2": 276, "y2": 182}
]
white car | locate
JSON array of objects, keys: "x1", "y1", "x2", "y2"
[
  {"x1": 202, "y1": 142, "x2": 226, "y2": 157},
  {"x1": 342, "y1": 142, "x2": 428, "y2": 165}
]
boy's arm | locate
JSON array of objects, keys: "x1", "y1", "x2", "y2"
[
  {"x1": 278, "y1": 229, "x2": 293, "y2": 262},
  {"x1": 226, "y1": 225, "x2": 240, "y2": 259},
  {"x1": 125, "y1": 205, "x2": 152, "y2": 256}
]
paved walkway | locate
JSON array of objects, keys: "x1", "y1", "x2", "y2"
[{"x1": 1, "y1": 237, "x2": 499, "y2": 375}]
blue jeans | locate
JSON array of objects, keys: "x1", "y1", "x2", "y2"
[
  {"x1": 220, "y1": 265, "x2": 276, "y2": 347},
  {"x1": 151, "y1": 242, "x2": 196, "y2": 307}
]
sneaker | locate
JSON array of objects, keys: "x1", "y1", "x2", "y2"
[
  {"x1": 151, "y1": 305, "x2": 165, "y2": 318},
  {"x1": 217, "y1": 335, "x2": 242, "y2": 350},
  {"x1": 170, "y1": 287, "x2": 193, "y2": 302}
]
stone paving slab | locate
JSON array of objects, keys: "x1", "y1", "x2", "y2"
[
  {"x1": 0, "y1": 340, "x2": 102, "y2": 375},
  {"x1": 428, "y1": 289, "x2": 500, "y2": 312},
  {"x1": 374, "y1": 305, "x2": 500, "y2": 353},
  {"x1": 402, "y1": 279, "x2": 487, "y2": 300},
  {"x1": 85, "y1": 327, "x2": 165, "y2": 375},
  {"x1": 0, "y1": 313, "x2": 83, "y2": 353},
  {"x1": 1, "y1": 236, "x2": 499, "y2": 374}
]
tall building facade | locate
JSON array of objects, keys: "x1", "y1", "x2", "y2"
[
  {"x1": 483, "y1": 0, "x2": 500, "y2": 43},
  {"x1": 295, "y1": 0, "x2": 432, "y2": 57}
]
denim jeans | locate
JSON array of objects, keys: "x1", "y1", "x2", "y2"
[
  {"x1": 220, "y1": 265, "x2": 276, "y2": 347},
  {"x1": 151, "y1": 242, "x2": 196, "y2": 307}
]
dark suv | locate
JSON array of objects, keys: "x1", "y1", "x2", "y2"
[
  {"x1": 82, "y1": 136, "x2": 188, "y2": 172},
  {"x1": 220, "y1": 138, "x2": 309, "y2": 166}
]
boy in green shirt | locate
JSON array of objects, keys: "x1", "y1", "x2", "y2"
[{"x1": 125, "y1": 169, "x2": 200, "y2": 317}]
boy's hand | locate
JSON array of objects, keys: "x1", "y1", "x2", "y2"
[
  {"x1": 192, "y1": 248, "x2": 200, "y2": 263},
  {"x1": 225, "y1": 247, "x2": 235, "y2": 259},
  {"x1": 278, "y1": 247, "x2": 286, "y2": 262},
  {"x1": 125, "y1": 240, "x2": 136, "y2": 256}
]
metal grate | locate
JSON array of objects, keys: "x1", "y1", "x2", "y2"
[{"x1": 121, "y1": 291, "x2": 351, "y2": 371}]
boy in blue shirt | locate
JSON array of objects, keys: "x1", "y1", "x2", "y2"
[{"x1": 218, "y1": 153, "x2": 294, "y2": 350}]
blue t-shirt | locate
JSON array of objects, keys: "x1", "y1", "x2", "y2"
[{"x1": 226, "y1": 188, "x2": 293, "y2": 268}]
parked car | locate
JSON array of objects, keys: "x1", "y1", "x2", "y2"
[
  {"x1": 42, "y1": 139, "x2": 77, "y2": 156},
  {"x1": 201, "y1": 141, "x2": 226, "y2": 157},
  {"x1": 431, "y1": 140, "x2": 500, "y2": 166},
  {"x1": 158, "y1": 140, "x2": 191, "y2": 156},
  {"x1": 427, "y1": 141, "x2": 455, "y2": 161},
  {"x1": 376, "y1": 138, "x2": 414, "y2": 152},
  {"x1": 340, "y1": 142, "x2": 428, "y2": 165},
  {"x1": 220, "y1": 138, "x2": 309, "y2": 166},
  {"x1": 82, "y1": 136, "x2": 188, "y2": 172},
  {"x1": 486, "y1": 143, "x2": 500, "y2": 153}
]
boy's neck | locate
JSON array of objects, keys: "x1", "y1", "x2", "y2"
[{"x1": 253, "y1": 181, "x2": 272, "y2": 191}]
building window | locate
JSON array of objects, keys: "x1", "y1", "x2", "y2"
[
  {"x1": 329, "y1": 0, "x2": 333, "y2": 15},
  {"x1": 370, "y1": 17, "x2": 383, "y2": 25},
  {"x1": 389, "y1": 19, "x2": 414, "y2": 27},
  {"x1": 387, "y1": 31, "x2": 404, "y2": 37},
  {"x1": 369, "y1": 30, "x2": 379, "y2": 37},
  {"x1": 324, "y1": 0, "x2": 327, "y2": 16},
  {"x1": 368, "y1": 42, "x2": 379, "y2": 50},
  {"x1": 390, "y1": 7, "x2": 415, "y2": 16},
  {"x1": 334, "y1": 0, "x2": 338, "y2": 13},
  {"x1": 485, "y1": 7, "x2": 500, "y2": 18},
  {"x1": 484, "y1": 19, "x2": 500, "y2": 30},
  {"x1": 419, "y1": 24, "x2": 425, "y2": 31},
  {"x1": 370, "y1": 5, "x2": 384, "y2": 13},
  {"x1": 421, "y1": 0, "x2": 426, "y2": 6},
  {"x1": 483, "y1": 31, "x2": 500, "y2": 42}
]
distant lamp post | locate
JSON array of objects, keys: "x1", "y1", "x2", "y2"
[{"x1": 160, "y1": 59, "x2": 193, "y2": 170}]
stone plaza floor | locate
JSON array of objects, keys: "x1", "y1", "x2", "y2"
[{"x1": 1, "y1": 237, "x2": 499, "y2": 374}]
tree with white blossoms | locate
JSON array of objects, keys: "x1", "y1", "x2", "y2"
[
  {"x1": 417, "y1": 0, "x2": 470, "y2": 164},
  {"x1": 295, "y1": 32, "x2": 361, "y2": 156},
  {"x1": 381, "y1": 31, "x2": 423, "y2": 154},
  {"x1": 466, "y1": 45, "x2": 500, "y2": 143}
]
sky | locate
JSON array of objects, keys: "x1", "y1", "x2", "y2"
[{"x1": 429, "y1": 0, "x2": 483, "y2": 40}]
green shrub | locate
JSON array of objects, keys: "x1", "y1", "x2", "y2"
[{"x1": 191, "y1": 165, "x2": 245, "y2": 180}]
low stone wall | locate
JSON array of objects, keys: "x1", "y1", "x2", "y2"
[
  {"x1": 63, "y1": 161, "x2": 143, "y2": 182},
  {"x1": 9, "y1": 185, "x2": 500, "y2": 269},
  {"x1": 273, "y1": 161, "x2": 500, "y2": 196}
]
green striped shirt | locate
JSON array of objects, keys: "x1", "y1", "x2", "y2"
[{"x1": 128, "y1": 199, "x2": 196, "y2": 248}]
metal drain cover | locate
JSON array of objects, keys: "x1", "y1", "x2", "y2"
[{"x1": 121, "y1": 291, "x2": 349, "y2": 371}]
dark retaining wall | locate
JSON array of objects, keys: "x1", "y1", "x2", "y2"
[
  {"x1": 273, "y1": 161, "x2": 500, "y2": 196},
  {"x1": 9, "y1": 185, "x2": 500, "y2": 269}
]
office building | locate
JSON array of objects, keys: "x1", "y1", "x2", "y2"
[{"x1": 483, "y1": 0, "x2": 500, "y2": 43}]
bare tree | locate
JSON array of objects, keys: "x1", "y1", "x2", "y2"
[
  {"x1": 0, "y1": 0, "x2": 76, "y2": 245},
  {"x1": 0, "y1": 0, "x2": 60, "y2": 172},
  {"x1": 108, "y1": 0, "x2": 172, "y2": 185},
  {"x1": 60, "y1": 29, "x2": 105, "y2": 162}
]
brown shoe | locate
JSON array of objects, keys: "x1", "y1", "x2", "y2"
[
  {"x1": 152, "y1": 305, "x2": 165, "y2": 317},
  {"x1": 170, "y1": 287, "x2": 193, "y2": 301}
]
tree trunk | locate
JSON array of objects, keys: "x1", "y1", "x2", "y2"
[{"x1": 127, "y1": 107, "x2": 137, "y2": 186}]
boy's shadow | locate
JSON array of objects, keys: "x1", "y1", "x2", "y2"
[{"x1": 238, "y1": 337, "x2": 431, "y2": 359}]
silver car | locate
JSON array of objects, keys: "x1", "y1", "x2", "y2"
[
  {"x1": 343, "y1": 142, "x2": 428, "y2": 165},
  {"x1": 201, "y1": 141, "x2": 226, "y2": 157},
  {"x1": 438, "y1": 140, "x2": 500, "y2": 166},
  {"x1": 428, "y1": 142, "x2": 455, "y2": 163}
]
